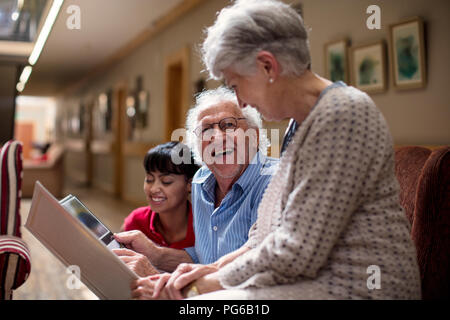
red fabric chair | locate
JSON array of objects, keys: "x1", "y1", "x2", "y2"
[
  {"x1": 395, "y1": 145, "x2": 450, "y2": 300},
  {"x1": 0, "y1": 141, "x2": 31, "y2": 300}
]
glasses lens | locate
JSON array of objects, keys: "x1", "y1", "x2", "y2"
[
  {"x1": 195, "y1": 125, "x2": 213, "y2": 138},
  {"x1": 195, "y1": 118, "x2": 240, "y2": 137},
  {"x1": 219, "y1": 118, "x2": 237, "y2": 131}
]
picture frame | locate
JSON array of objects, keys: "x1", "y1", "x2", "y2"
[
  {"x1": 137, "y1": 90, "x2": 149, "y2": 128},
  {"x1": 389, "y1": 17, "x2": 426, "y2": 90},
  {"x1": 324, "y1": 39, "x2": 349, "y2": 83},
  {"x1": 96, "y1": 92, "x2": 112, "y2": 134},
  {"x1": 350, "y1": 40, "x2": 387, "y2": 94}
]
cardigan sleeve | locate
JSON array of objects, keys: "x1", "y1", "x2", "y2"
[
  {"x1": 217, "y1": 89, "x2": 392, "y2": 289},
  {"x1": 242, "y1": 221, "x2": 259, "y2": 249}
]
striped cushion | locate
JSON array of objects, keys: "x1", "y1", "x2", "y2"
[
  {"x1": 0, "y1": 141, "x2": 31, "y2": 299},
  {"x1": 0, "y1": 236, "x2": 31, "y2": 299},
  {"x1": 1, "y1": 141, "x2": 23, "y2": 236}
]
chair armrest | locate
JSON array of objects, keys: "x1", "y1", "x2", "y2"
[{"x1": 0, "y1": 235, "x2": 31, "y2": 299}]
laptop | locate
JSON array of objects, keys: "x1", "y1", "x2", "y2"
[{"x1": 26, "y1": 181, "x2": 138, "y2": 300}]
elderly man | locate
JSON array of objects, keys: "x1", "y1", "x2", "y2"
[{"x1": 113, "y1": 87, "x2": 278, "y2": 279}]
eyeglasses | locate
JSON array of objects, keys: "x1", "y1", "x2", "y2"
[{"x1": 194, "y1": 117, "x2": 246, "y2": 138}]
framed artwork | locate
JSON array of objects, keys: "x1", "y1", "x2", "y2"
[
  {"x1": 137, "y1": 90, "x2": 149, "y2": 128},
  {"x1": 97, "y1": 93, "x2": 109, "y2": 134},
  {"x1": 350, "y1": 41, "x2": 387, "y2": 94},
  {"x1": 78, "y1": 104, "x2": 85, "y2": 134},
  {"x1": 324, "y1": 39, "x2": 349, "y2": 83},
  {"x1": 389, "y1": 17, "x2": 426, "y2": 89}
]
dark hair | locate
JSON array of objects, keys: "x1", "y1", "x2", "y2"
[{"x1": 143, "y1": 142, "x2": 199, "y2": 179}]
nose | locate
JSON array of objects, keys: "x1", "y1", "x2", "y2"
[
  {"x1": 149, "y1": 181, "x2": 163, "y2": 194},
  {"x1": 210, "y1": 125, "x2": 226, "y2": 141}
]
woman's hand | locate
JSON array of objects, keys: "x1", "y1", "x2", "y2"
[
  {"x1": 161, "y1": 263, "x2": 221, "y2": 299},
  {"x1": 184, "y1": 272, "x2": 223, "y2": 298},
  {"x1": 114, "y1": 230, "x2": 159, "y2": 261},
  {"x1": 131, "y1": 274, "x2": 171, "y2": 300},
  {"x1": 112, "y1": 248, "x2": 159, "y2": 277}
]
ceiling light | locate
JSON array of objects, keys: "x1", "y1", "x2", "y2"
[
  {"x1": 16, "y1": 82, "x2": 25, "y2": 92},
  {"x1": 28, "y1": 0, "x2": 64, "y2": 66},
  {"x1": 19, "y1": 66, "x2": 33, "y2": 83},
  {"x1": 16, "y1": 65, "x2": 33, "y2": 93}
]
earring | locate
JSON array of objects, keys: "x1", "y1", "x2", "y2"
[{"x1": 269, "y1": 78, "x2": 274, "y2": 84}]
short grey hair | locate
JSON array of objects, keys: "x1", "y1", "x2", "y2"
[
  {"x1": 201, "y1": 0, "x2": 311, "y2": 80},
  {"x1": 185, "y1": 86, "x2": 269, "y2": 165}
]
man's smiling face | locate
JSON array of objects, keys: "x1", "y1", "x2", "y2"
[{"x1": 197, "y1": 101, "x2": 256, "y2": 180}]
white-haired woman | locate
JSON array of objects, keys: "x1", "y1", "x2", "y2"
[{"x1": 147, "y1": 0, "x2": 421, "y2": 300}]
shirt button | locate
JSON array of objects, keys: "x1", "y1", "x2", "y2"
[{"x1": 213, "y1": 226, "x2": 218, "y2": 231}]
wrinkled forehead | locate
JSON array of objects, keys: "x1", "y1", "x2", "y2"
[{"x1": 197, "y1": 101, "x2": 243, "y2": 124}]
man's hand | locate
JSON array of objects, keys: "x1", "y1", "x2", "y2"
[
  {"x1": 113, "y1": 248, "x2": 159, "y2": 277},
  {"x1": 131, "y1": 274, "x2": 171, "y2": 300},
  {"x1": 114, "y1": 230, "x2": 193, "y2": 272},
  {"x1": 114, "y1": 230, "x2": 160, "y2": 261}
]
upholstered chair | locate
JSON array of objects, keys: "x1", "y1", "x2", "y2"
[
  {"x1": 0, "y1": 141, "x2": 32, "y2": 300},
  {"x1": 395, "y1": 146, "x2": 450, "y2": 300}
]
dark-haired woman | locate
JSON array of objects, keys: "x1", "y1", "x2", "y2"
[{"x1": 121, "y1": 142, "x2": 199, "y2": 250}]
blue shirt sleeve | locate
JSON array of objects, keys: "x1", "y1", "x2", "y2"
[{"x1": 184, "y1": 246, "x2": 199, "y2": 263}]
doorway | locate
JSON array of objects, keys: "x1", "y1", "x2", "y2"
[{"x1": 164, "y1": 46, "x2": 190, "y2": 142}]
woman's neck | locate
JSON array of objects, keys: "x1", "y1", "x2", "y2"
[
  {"x1": 282, "y1": 71, "x2": 333, "y2": 124},
  {"x1": 155, "y1": 202, "x2": 189, "y2": 244}
]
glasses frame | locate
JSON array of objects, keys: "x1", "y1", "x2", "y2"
[{"x1": 194, "y1": 117, "x2": 246, "y2": 138}]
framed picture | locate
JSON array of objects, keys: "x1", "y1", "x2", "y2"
[
  {"x1": 389, "y1": 17, "x2": 426, "y2": 89},
  {"x1": 97, "y1": 92, "x2": 112, "y2": 134},
  {"x1": 350, "y1": 41, "x2": 387, "y2": 94},
  {"x1": 137, "y1": 90, "x2": 149, "y2": 128},
  {"x1": 324, "y1": 39, "x2": 349, "y2": 83}
]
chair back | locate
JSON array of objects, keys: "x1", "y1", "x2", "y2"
[{"x1": 395, "y1": 146, "x2": 450, "y2": 300}]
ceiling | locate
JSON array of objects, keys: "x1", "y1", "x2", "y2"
[{"x1": 10, "y1": 0, "x2": 185, "y2": 96}]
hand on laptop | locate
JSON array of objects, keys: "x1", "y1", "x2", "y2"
[
  {"x1": 113, "y1": 230, "x2": 159, "y2": 260},
  {"x1": 112, "y1": 248, "x2": 159, "y2": 277}
]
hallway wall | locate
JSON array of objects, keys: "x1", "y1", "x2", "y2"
[{"x1": 302, "y1": 0, "x2": 450, "y2": 146}]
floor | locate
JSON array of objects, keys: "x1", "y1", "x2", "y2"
[{"x1": 13, "y1": 185, "x2": 137, "y2": 300}]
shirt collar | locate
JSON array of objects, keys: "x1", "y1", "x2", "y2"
[
  {"x1": 149, "y1": 209, "x2": 158, "y2": 234},
  {"x1": 233, "y1": 151, "x2": 267, "y2": 192},
  {"x1": 192, "y1": 151, "x2": 267, "y2": 195}
]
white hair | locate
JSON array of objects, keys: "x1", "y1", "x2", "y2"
[
  {"x1": 201, "y1": 0, "x2": 311, "y2": 80},
  {"x1": 185, "y1": 86, "x2": 269, "y2": 165}
]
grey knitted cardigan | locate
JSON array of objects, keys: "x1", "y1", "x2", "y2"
[{"x1": 216, "y1": 83, "x2": 422, "y2": 299}]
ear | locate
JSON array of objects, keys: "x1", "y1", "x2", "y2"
[
  {"x1": 256, "y1": 51, "x2": 280, "y2": 80},
  {"x1": 187, "y1": 178, "x2": 192, "y2": 193}
]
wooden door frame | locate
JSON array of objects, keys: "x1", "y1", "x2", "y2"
[
  {"x1": 85, "y1": 99, "x2": 94, "y2": 187},
  {"x1": 112, "y1": 81, "x2": 128, "y2": 197},
  {"x1": 164, "y1": 46, "x2": 190, "y2": 142}
]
